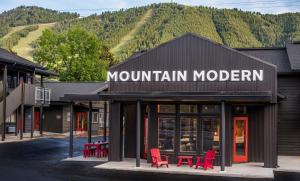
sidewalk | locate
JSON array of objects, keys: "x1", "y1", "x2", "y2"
[{"x1": 0, "y1": 131, "x2": 68, "y2": 144}]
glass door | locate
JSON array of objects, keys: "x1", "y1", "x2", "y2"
[{"x1": 233, "y1": 116, "x2": 248, "y2": 163}]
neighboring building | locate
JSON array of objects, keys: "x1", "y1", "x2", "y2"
[
  {"x1": 42, "y1": 82, "x2": 108, "y2": 134},
  {"x1": 238, "y1": 43, "x2": 300, "y2": 156},
  {"x1": 0, "y1": 48, "x2": 55, "y2": 140},
  {"x1": 64, "y1": 33, "x2": 300, "y2": 170}
]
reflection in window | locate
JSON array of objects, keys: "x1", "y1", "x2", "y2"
[
  {"x1": 201, "y1": 105, "x2": 220, "y2": 114},
  {"x1": 158, "y1": 104, "x2": 176, "y2": 113},
  {"x1": 158, "y1": 118, "x2": 175, "y2": 151},
  {"x1": 202, "y1": 118, "x2": 220, "y2": 153},
  {"x1": 180, "y1": 105, "x2": 197, "y2": 113},
  {"x1": 180, "y1": 118, "x2": 197, "y2": 152}
]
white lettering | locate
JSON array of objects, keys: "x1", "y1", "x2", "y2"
[
  {"x1": 107, "y1": 71, "x2": 118, "y2": 81},
  {"x1": 241, "y1": 70, "x2": 251, "y2": 81},
  {"x1": 207, "y1": 70, "x2": 218, "y2": 81},
  {"x1": 119, "y1": 71, "x2": 130, "y2": 81},
  {"x1": 177, "y1": 71, "x2": 187, "y2": 81},
  {"x1": 161, "y1": 71, "x2": 171, "y2": 81},
  {"x1": 152, "y1": 71, "x2": 162, "y2": 81},
  {"x1": 193, "y1": 70, "x2": 205, "y2": 81},
  {"x1": 131, "y1": 71, "x2": 140, "y2": 81},
  {"x1": 141, "y1": 71, "x2": 151, "y2": 81},
  {"x1": 253, "y1": 70, "x2": 263, "y2": 81},
  {"x1": 231, "y1": 70, "x2": 240, "y2": 81},
  {"x1": 219, "y1": 70, "x2": 229, "y2": 81}
]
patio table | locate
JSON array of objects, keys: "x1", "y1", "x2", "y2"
[
  {"x1": 177, "y1": 155, "x2": 193, "y2": 167},
  {"x1": 84, "y1": 142, "x2": 109, "y2": 158}
]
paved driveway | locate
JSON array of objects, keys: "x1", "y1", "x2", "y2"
[{"x1": 0, "y1": 137, "x2": 275, "y2": 181}]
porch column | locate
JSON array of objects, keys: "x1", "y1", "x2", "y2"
[
  {"x1": 31, "y1": 106, "x2": 34, "y2": 138},
  {"x1": 2, "y1": 65, "x2": 7, "y2": 141},
  {"x1": 108, "y1": 102, "x2": 122, "y2": 161},
  {"x1": 221, "y1": 101, "x2": 226, "y2": 171},
  {"x1": 69, "y1": 103, "x2": 74, "y2": 158},
  {"x1": 136, "y1": 100, "x2": 141, "y2": 167},
  {"x1": 88, "y1": 101, "x2": 92, "y2": 143},
  {"x1": 103, "y1": 101, "x2": 107, "y2": 142},
  {"x1": 39, "y1": 75, "x2": 44, "y2": 136},
  {"x1": 31, "y1": 70, "x2": 35, "y2": 138},
  {"x1": 20, "y1": 83, "x2": 25, "y2": 140}
]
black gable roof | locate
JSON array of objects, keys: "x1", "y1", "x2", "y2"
[
  {"x1": 237, "y1": 42, "x2": 300, "y2": 74},
  {"x1": 286, "y1": 42, "x2": 300, "y2": 70},
  {"x1": 237, "y1": 48, "x2": 291, "y2": 73}
]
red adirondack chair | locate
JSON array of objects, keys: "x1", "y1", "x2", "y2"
[
  {"x1": 195, "y1": 150, "x2": 216, "y2": 170},
  {"x1": 150, "y1": 148, "x2": 169, "y2": 168}
]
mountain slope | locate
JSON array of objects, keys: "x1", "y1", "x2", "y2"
[
  {"x1": 111, "y1": 9, "x2": 153, "y2": 58},
  {"x1": 51, "y1": 3, "x2": 300, "y2": 61},
  {"x1": 12, "y1": 23, "x2": 56, "y2": 60},
  {"x1": 1, "y1": 3, "x2": 300, "y2": 63}
]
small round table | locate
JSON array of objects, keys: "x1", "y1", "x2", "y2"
[{"x1": 177, "y1": 155, "x2": 193, "y2": 167}]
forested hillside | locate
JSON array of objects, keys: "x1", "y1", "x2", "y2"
[
  {"x1": 1, "y1": 3, "x2": 300, "y2": 62},
  {"x1": 0, "y1": 6, "x2": 78, "y2": 38},
  {"x1": 52, "y1": 3, "x2": 300, "y2": 61}
]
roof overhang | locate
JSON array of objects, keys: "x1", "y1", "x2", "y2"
[{"x1": 61, "y1": 91, "x2": 273, "y2": 103}]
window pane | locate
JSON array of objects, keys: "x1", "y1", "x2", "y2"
[
  {"x1": 158, "y1": 104, "x2": 175, "y2": 113},
  {"x1": 202, "y1": 118, "x2": 220, "y2": 153},
  {"x1": 180, "y1": 105, "x2": 197, "y2": 113},
  {"x1": 180, "y1": 118, "x2": 197, "y2": 152},
  {"x1": 158, "y1": 118, "x2": 175, "y2": 151},
  {"x1": 201, "y1": 105, "x2": 220, "y2": 114}
]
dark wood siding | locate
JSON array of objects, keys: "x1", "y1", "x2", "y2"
[
  {"x1": 248, "y1": 106, "x2": 264, "y2": 162},
  {"x1": 124, "y1": 104, "x2": 137, "y2": 158},
  {"x1": 278, "y1": 75, "x2": 300, "y2": 155},
  {"x1": 264, "y1": 104, "x2": 278, "y2": 168},
  {"x1": 43, "y1": 106, "x2": 63, "y2": 133},
  {"x1": 108, "y1": 102, "x2": 123, "y2": 161}
]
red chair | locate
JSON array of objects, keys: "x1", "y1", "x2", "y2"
[
  {"x1": 195, "y1": 150, "x2": 216, "y2": 170},
  {"x1": 83, "y1": 144, "x2": 91, "y2": 158},
  {"x1": 150, "y1": 148, "x2": 169, "y2": 168}
]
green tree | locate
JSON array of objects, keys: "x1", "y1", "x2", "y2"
[{"x1": 34, "y1": 27, "x2": 112, "y2": 81}]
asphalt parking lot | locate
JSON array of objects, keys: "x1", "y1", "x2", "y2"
[{"x1": 0, "y1": 136, "x2": 294, "y2": 181}]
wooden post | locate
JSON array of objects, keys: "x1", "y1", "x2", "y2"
[
  {"x1": 136, "y1": 100, "x2": 141, "y2": 167},
  {"x1": 31, "y1": 70, "x2": 35, "y2": 138},
  {"x1": 88, "y1": 101, "x2": 92, "y2": 143},
  {"x1": 221, "y1": 101, "x2": 226, "y2": 171},
  {"x1": 103, "y1": 101, "x2": 107, "y2": 142},
  {"x1": 69, "y1": 103, "x2": 74, "y2": 158},
  {"x1": 20, "y1": 83, "x2": 25, "y2": 140},
  {"x1": 2, "y1": 65, "x2": 7, "y2": 141},
  {"x1": 39, "y1": 75, "x2": 43, "y2": 136}
]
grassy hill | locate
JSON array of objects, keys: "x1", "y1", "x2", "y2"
[
  {"x1": 1, "y1": 3, "x2": 300, "y2": 62},
  {"x1": 12, "y1": 23, "x2": 56, "y2": 60}
]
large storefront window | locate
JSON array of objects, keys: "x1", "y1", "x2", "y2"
[
  {"x1": 180, "y1": 118, "x2": 197, "y2": 152},
  {"x1": 158, "y1": 118, "x2": 175, "y2": 151},
  {"x1": 201, "y1": 117, "x2": 220, "y2": 153}
]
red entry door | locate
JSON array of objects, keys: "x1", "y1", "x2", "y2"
[
  {"x1": 76, "y1": 112, "x2": 86, "y2": 131},
  {"x1": 233, "y1": 116, "x2": 248, "y2": 163},
  {"x1": 34, "y1": 112, "x2": 40, "y2": 130}
]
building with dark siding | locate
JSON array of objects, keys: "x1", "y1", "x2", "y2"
[{"x1": 61, "y1": 33, "x2": 300, "y2": 170}]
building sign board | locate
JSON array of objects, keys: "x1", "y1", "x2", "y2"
[{"x1": 107, "y1": 70, "x2": 263, "y2": 82}]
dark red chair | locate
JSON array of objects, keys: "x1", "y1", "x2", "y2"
[
  {"x1": 150, "y1": 148, "x2": 169, "y2": 168},
  {"x1": 195, "y1": 150, "x2": 216, "y2": 170}
]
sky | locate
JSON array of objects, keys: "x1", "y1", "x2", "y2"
[{"x1": 0, "y1": 0, "x2": 299, "y2": 16}]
